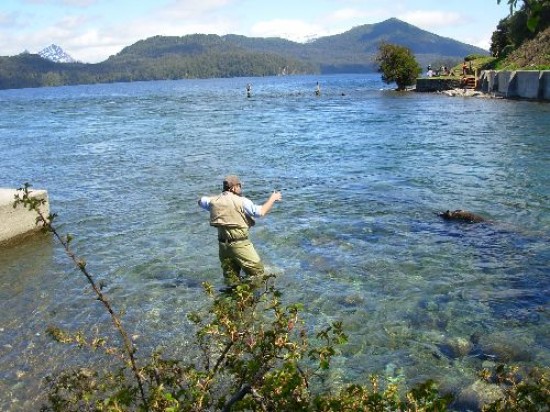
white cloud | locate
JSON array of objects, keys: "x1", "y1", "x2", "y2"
[
  {"x1": 23, "y1": 0, "x2": 98, "y2": 6},
  {"x1": 154, "y1": 0, "x2": 233, "y2": 20},
  {"x1": 250, "y1": 19, "x2": 328, "y2": 42},
  {"x1": 7, "y1": 0, "x2": 238, "y2": 62},
  {"x1": 462, "y1": 32, "x2": 492, "y2": 51},
  {"x1": 396, "y1": 9, "x2": 492, "y2": 51},
  {"x1": 0, "y1": 13, "x2": 12, "y2": 26},
  {"x1": 397, "y1": 10, "x2": 466, "y2": 30},
  {"x1": 65, "y1": 1, "x2": 238, "y2": 62},
  {"x1": 61, "y1": 0, "x2": 97, "y2": 6},
  {"x1": 249, "y1": 6, "x2": 388, "y2": 43},
  {"x1": 0, "y1": 11, "x2": 23, "y2": 28},
  {"x1": 1, "y1": 0, "x2": 238, "y2": 62},
  {"x1": 329, "y1": 8, "x2": 369, "y2": 22},
  {"x1": 23, "y1": 15, "x2": 88, "y2": 47},
  {"x1": 124, "y1": 0, "x2": 237, "y2": 38},
  {"x1": 60, "y1": 28, "x2": 124, "y2": 61}
]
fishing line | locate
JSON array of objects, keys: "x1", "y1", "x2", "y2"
[{"x1": 252, "y1": 174, "x2": 373, "y2": 194}]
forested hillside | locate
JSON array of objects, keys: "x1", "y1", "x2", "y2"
[{"x1": 0, "y1": 18, "x2": 488, "y2": 90}]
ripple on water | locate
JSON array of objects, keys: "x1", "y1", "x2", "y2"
[{"x1": 1, "y1": 75, "x2": 549, "y2": 409}]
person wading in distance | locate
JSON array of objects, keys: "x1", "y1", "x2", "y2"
[{"x1": 198, "y1": 175, "x2": 282, "y2": 288}]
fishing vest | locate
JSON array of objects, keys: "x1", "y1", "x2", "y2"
[{"x1": 209, "y1": 192, "x2": 256, "y2": 229}]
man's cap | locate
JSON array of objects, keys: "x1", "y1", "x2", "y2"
[{"x1": 223, "y1": 175, "x2": 241, "y2": 190}]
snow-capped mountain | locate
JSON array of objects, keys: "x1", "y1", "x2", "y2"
[{"x1": 38, "y1": 44, "x2": 76, "y2": 63}]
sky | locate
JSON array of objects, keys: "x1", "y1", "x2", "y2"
[{"x1": 1, "y1": 0, "x2": 512, "y2": 63}]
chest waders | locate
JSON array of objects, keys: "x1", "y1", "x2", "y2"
[{"x1": 209, "y1": 192, "x2": 264, "y2": 286}]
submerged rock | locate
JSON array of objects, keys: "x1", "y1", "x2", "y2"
[
  {"x1": 454, "y1": 380, "x2": 504, "y2": 411},
  {"x1": 438, "y1": 336, "x2": 474, "y2": 359},
  {"x1": 478, "y1": 332, "x2": 534, "y2": 363},
  {"x1": 339, "y1": 293, "x2": 365, "y2": 307}
]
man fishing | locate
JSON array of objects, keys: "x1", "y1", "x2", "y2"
[{"x1": 198, "y1": 175, "x2": 282, "y2": 288}]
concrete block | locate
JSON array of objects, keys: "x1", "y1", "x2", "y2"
[
  {"x1": 421, "y1": 70, "x2": 549, "y2": 100},
  {"x1": 496, "y1": 71, "x2": 516, "y2": 96},
  {"x1": 541, "y1": 71, "x2": 550, "y2": 100},
  {"x1": 515, "y1": 71, "x2": 541, "y2": 99},
  {"x1": 481, "y1": 70, "x2": 497, "y2": 92},
  {"x1": 0, "y1": 188, "x2": 49, "y2": 245}
]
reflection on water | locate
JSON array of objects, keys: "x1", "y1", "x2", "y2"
[{"x1": 0, "y1": 74, "x2": 549, "y2": 410}]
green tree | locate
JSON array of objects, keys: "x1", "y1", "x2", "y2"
[
  {"x1": 375, "y1": 42, "x2": 421, "y2": 91},
  {"x1": 497, "y1": 0, "x2": 550, "y2": 31},
  {"x1": 490, "y1": 19, "x2": 511, "y2": 57},
  {"x1": 492, "y1": 1, "x2": 550, "y2": 56}
]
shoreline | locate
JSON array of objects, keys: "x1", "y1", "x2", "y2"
[{"x1": 415, "y1": 70, "x2": 550, "y2": 101}]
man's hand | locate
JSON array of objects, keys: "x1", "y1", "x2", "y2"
[
  {"x1": 260, "y1": 191, "x2": 282, "y2": 216},
  {"x1": 271, "y1": 191, "x2": 282, "y2": 202}
]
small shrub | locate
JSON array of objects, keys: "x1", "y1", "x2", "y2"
[{"x1": 481, "y1": 365, "x2": 550, "y2": 412}]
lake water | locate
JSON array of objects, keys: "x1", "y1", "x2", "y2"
[{"x1": 0, "y1": 74, "x2": 549, "y2": 410}]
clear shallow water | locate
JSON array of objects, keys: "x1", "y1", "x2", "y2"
[{"x1": 0, "y1": 74, "x2": 549, "y2": 410}]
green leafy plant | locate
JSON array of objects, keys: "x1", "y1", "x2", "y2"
[
  {"x1": 481, "y1": 364, "x2": 550, "y2": 411},
  {"x1": 14, "y1": 183, "x2": 147, "y2": 410},
  {"x1": 497, "y1": 0, "x2": 550, "y2": 31}
]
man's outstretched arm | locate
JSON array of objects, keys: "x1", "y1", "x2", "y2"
[{"x1": 259, "y1": 191, "x2": 282, "y2": 216}]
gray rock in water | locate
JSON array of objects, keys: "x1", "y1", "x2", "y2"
[
  {"x1": 455, "y1": 380, "x2": 504, "y2": 411},
  {"x1": 438, "y1": 336, "x2": 474, "y2": 359},
  {"x1": 478, "y1": 332, "x2": 534, "y2": 363}
]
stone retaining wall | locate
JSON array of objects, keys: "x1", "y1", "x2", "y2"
[
  {"x1": 480, "y1": 70, "x2": 550, "y2": 100},
  {"x1": 415, "y1": 78, "x2": 462, "y2": 92},
  {"x1": 0, "y1": 188, "x2": 49, "y2": 246},
  {"x1": 416, "y1": 71, "x2": 549, "y2": 101}
]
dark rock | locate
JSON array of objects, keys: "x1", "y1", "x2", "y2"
[
  {"x1": 454, "y1": 380, "x2": 504, "y2": 411},
  {"x1": 438, "y1": 209, "x2": 487, "y2": 223}
]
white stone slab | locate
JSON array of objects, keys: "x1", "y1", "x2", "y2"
[{"x1": 0, "y1": 188, "x2": 49, "y2": 245}]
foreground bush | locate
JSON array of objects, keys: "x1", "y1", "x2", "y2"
[{"x1": 40, "y1": 278, "x2": 455, "y2": 411}]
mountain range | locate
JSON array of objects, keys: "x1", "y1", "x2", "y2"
[{"x1": 0, "y1": 18, "x2": 489, "y2": 90}]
